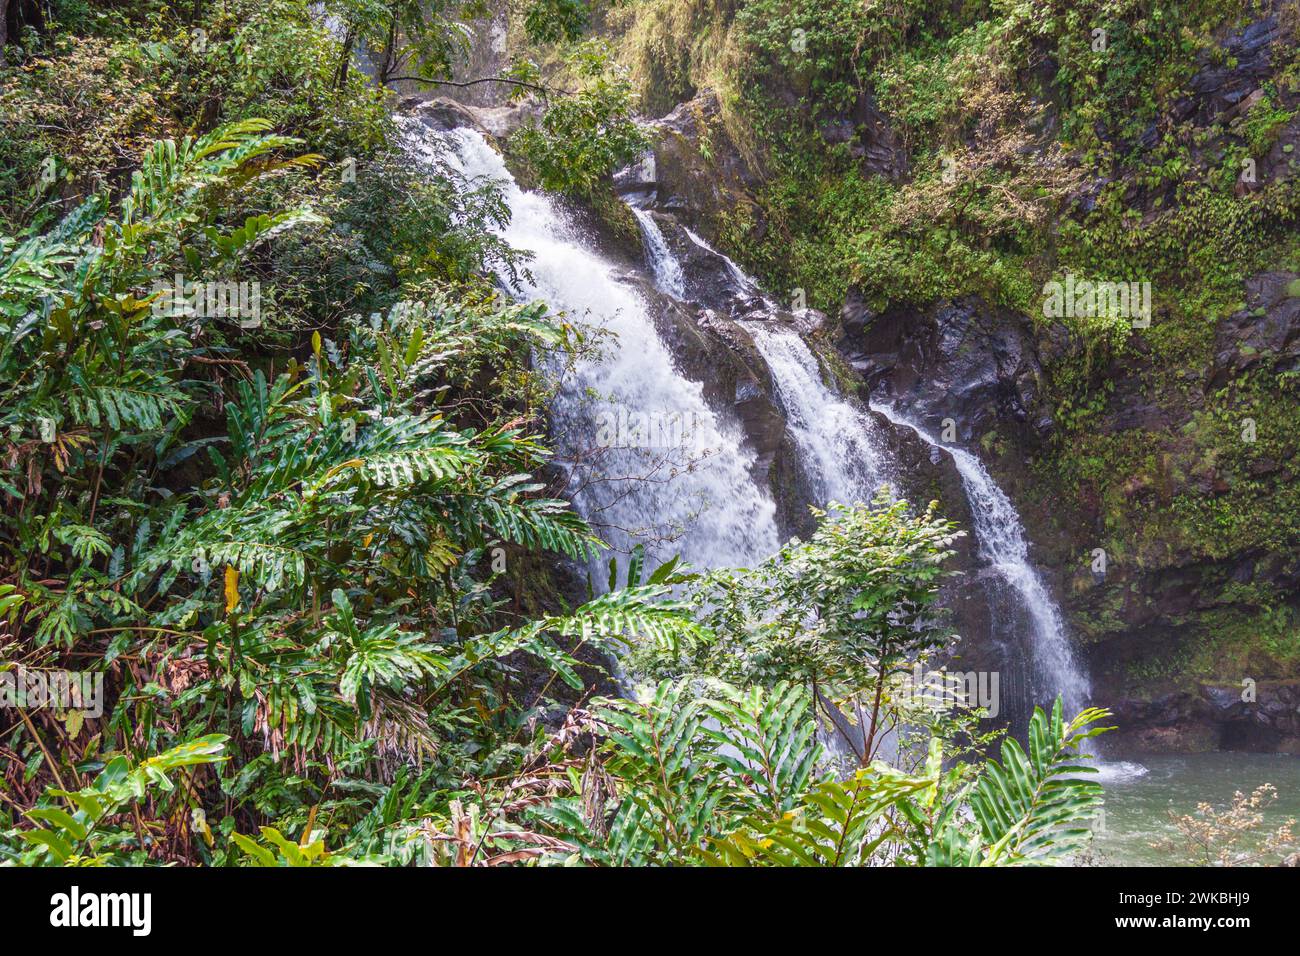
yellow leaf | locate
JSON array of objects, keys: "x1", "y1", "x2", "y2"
[
  {"x1": 320, "y1": 458, "x2": 364, "y2": 484},
  {"x1": 191, "y1": 808, "x2": 214, "y2": 848},
  {"x1": 224, "y1": 565, "x2": 240, "y2": 614}
]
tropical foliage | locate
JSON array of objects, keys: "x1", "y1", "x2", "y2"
[{"x1": 0, "y1": 0, "x2": 1112, "y2": 868}]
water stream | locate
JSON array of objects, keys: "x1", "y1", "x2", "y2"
[
  {"x1": 748, "y1": 326, "x2": 893, "y2": 504},
  {"x1": 624, "y1": 170, "x2": 1103, "y2": 745},
  {"x1": 868, "y1": 404, "x2": 1092, "y2": 718},
  {"x1": 408, "y1": 122, "x2": 780, "y2": 573},
  {"x1": 628, "y1": 205, "x2": 686, "y2": 300}
]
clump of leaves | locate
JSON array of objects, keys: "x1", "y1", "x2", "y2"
[{"x1": 510, "y1": 41, "x2": 649, "y2": 196}]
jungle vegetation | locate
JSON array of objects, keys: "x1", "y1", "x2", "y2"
[{"x1": 0, "y1": 0, "x2": 1110, "y2": 866}]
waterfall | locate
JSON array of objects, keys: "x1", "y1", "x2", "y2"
[
  {"x1": 869, "y1": 403, "x2": 1091, "y2": 717},
  {"x1": 683, "y1": 227, "x2": 767, "y2": 300},
  {"x1": 651, "y1": 225, "x2": 892, "y2": 506},
  {"x1": 748, "y1": 327, "x2": 892, "y2": 504},
  {"x1": 628, "y1": 206, "x2": 686, "y2": 300},
  {"x1": 405, "y1": 121, "x2": 780, "y2": 573},
  {"x1": 403, "y1": 114, "x2": 1129, "y2": 768}
]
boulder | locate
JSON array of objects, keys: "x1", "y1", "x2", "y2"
[
  {"x1": 649, "y1": 92, "x2": 765, "y2": 242},
  {"x1": 402, "y1": 95, "x2": 540, "y2": 143}
]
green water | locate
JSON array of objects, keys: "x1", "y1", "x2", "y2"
[{"x1": 1090, "y1": 753, "x2": 1300, "y2": 866}]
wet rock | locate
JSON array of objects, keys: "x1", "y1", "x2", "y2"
[
  {"x1": 1102, "y1": 671, "x2": 1300, "y2": 755},
  {"x1": 658, "y1": 215, "x2": 756, "y2": 308},
  {"x1": 402, "y1": 95, "x2": 539, "y2": 142},
  {"x1": 612, "y1": 153, "x2": 658, "y2": 194},
  {"x1": 836, "y1": 295, "x2": 1054, "y2": 443},
  {"x1": 789, "y1": 308, "x2": 828, "y2": 336},
  {"x1": 649, "y1": 92, "x2": 765, "y2": 243},
  {"x1": 619, "y1": 273, "x2": 789, "y2": 485},
  {"x1": 1209, "y1": 271, "x2": 1300, "y2": 389}
]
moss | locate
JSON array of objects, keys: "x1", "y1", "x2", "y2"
[{"x1": 1120, "y1": 603, "x2": 1300, "y2": 693}]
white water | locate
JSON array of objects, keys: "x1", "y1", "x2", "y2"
[
  {"x1": 869, "y1": 406, "x2": 1152, "y2": 775},
  {"x1": 643, "y1": 223, "x2": 892, "y2": 506},
  {"x1": 408, "y1": 122, "x2": 780, "y2": 572},
  {"x1": 628, "y1": 206, "x2": 686, "y2": 299},
  {"x1": 683, "y1": 227, "x2": 768, "y2": 301},
  {"x1": 749, "y1": 326, "x2": 892, "y2": 505},
  {"x1": 869, "y1": 403, "x2": 1091, "y2": 714},
  {"x1": 404, "y1": 116, "x2": 1134, "y2": 772}
]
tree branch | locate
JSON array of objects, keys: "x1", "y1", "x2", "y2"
[{"x1": 385, "y1": 75, "x2": 568, "y2": 98}]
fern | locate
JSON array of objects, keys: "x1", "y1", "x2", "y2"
[
  {"x1": 968, "y1": 701, "x2": 1109, "y2": 865},
  {"x1": 700, "y1": 771, "x2": 930, "y2": 867},
  {"x1": 17, "y1": 736, "x2": 228, "y2": 866}
]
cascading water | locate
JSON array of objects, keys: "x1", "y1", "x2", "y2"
[
  {"x1": 652, "y1": 227, "x2": 894, "y2": 506},
  {"x1": 404, "y1": 120, "x2": 780, "y2": 573},
  {"x1": 404, "y1": 113, "x2": 1128, "y2": 769},
  {"x1": 747, "y1": 327, "x2": 893, "y2": 504},
  {"x1": 635, "y1": 203, "x2": 902, "y2": 764},
  {"x1": 867, "y1": 406, "x2": 1152, "y2": 776},
  {"x1": 627, "y1": 206, "x2": 686, "y2": 300},
  {"x1": 869, "y1": 406, "x2": 1092, "y2": 712}
]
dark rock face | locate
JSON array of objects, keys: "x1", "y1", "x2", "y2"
[
  {"x1": 1174, "y1": 17, "x2": 1282, "y2": 128},
  {"x1": 1210, "y1": 271, "x2": 1300, "y2": 389},
  {"x1": 613, "y1": 271, "x2": 790, "y2": 494},
  {"x1": 1162, "y1": 12, "x2": 1300, "y2": 195},
  {"x1": 819, "y1": 92, "x2": 909, "y2": 181},
  {"x1": 838, "y1": 295, "x2": 1055, "y2": 443},
  {"x1": 1110, "y1": 681, "x2": 1300, "y2": 754},
  {"x1": 402, "y1": 95, "x2": 540, "y2": 143},
  {"x1": 1094, "y1": 355, "x2": 1202, "y2": 434}
]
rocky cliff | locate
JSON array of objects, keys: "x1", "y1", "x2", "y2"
[{"x1": 606, "y1": 1, "x2": 1300, "y2": 754}]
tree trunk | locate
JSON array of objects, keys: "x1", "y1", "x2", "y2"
[
  {"x1": 3, "y1": 0, "x2": 47, "y2": 54},
  {"x1": 334, "y1": 26, "x2": 356, "y2": 89},
  {"x1": 378, "y1": 19, "x2": 398, "y2": 87},
  {"x1": 815, "y1": 685, "x2": 866, "y2": 764},
  {"x1": 862, "y1": 658, "x2": 887, "y2": 766}
]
